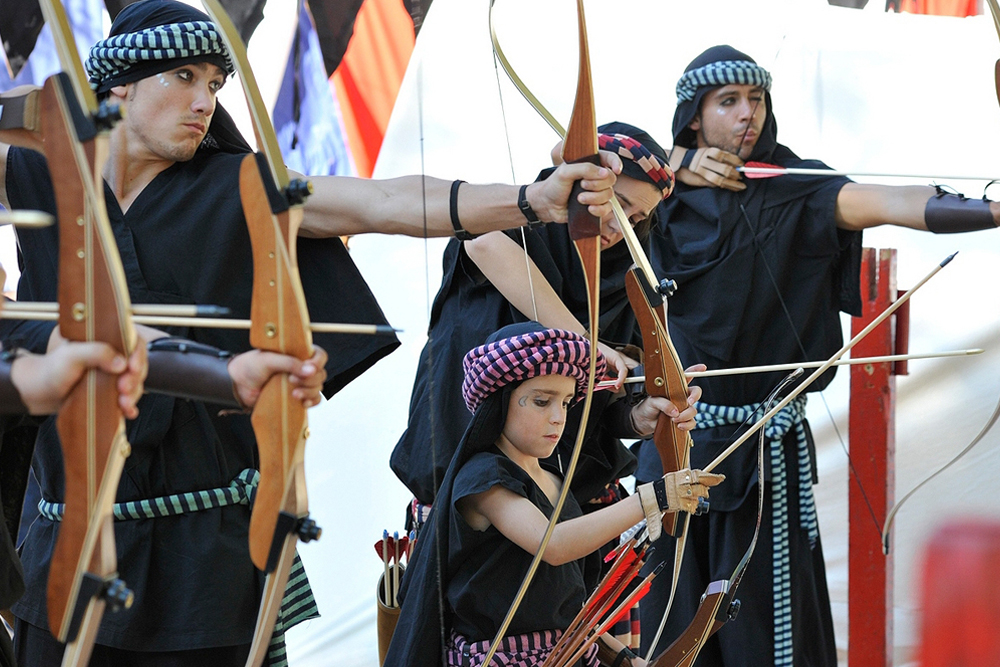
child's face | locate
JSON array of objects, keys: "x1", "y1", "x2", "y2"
[{"x1": 501, "y1": 374, "x2": 577, "y2": 459}]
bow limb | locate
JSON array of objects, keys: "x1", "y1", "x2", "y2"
[
  {"x1": 648, "y1": 253, "x2": 955, "y2": 665},
  {"x1": 490, "y1": 2, "x2": 660, "y2": 290},
  {"x1": 199, "y1": 3, "x2": 319, "y2": 666},
  {"x1": 986, "y1": 0, "x2": 1000, "y2": 106},
  {"x1": 881, "y1": 393, "x2": 1000, "y2": 555},
  {"x1": 623, "y1": 265, "x2": 700, "y2": 660},
  {"x1": 31, "y1": 0, "x2": 137, "y2": 662},
  {"x1": 479, "y1": 3, "x2": 601, "y2": 665},
  {"x1": 880, "y1": 1, "x2": 1000, "y2": 556}
]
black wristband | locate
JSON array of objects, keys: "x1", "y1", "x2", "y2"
[
  {"x1": 517, "y1": 184, "x2": 544, "y2": 228},
  {"x1": 449, "y1": 180, "x2": 474, "y2": 241},
  {"x1": 612, "y1": 647, "x2": 637, "y2": 667},
  {"x1": 653, "y1": 477, "x2": 670, "y2": 511},
  {"x1": 679, "y1": 147, "x2": 696, "y2": 169}
]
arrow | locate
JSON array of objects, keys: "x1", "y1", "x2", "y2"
[
  {"x1": 594, "y1": 349, "x2": 984, "y2": 389},
  {"x1": 738, "y1": 161, "x2": 997, "y2": 182}
]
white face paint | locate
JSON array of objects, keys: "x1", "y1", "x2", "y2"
[{"x1": 156, "y1": 72, "x2": 169, "y2": 87}]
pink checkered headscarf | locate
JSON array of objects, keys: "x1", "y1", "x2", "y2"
[{"x1": 461, "y1": 328, "x2": 607, "y2": 413}]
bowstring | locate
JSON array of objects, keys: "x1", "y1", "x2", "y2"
[
  {"x1": 408, "y1": 1, "x2": 450, "y2": 659},
  {"x1": 491, "y1": 4, "x2": 539, "y2": 322},
  {"x1": 727, "y1": 39, "x2": 884, "y2": 541}
]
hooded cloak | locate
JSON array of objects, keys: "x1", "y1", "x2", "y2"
[{"x1": 391, "y1": 122, "x2": 669, "y2": 507}]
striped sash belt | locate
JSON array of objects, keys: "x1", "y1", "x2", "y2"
[
  {"x1": 694, "y1": 396, "x2": 817, "y2": 667},
  {"x1": 447, "y1": 629, "x2": 599, "y2": 667},
  {"x1": 39, "y1": 469, "x2": 318, "y2": 667}
]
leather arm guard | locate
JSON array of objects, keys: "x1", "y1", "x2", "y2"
[
  {"x1": 146, "y1": 338, "x2": 242, "y2": 408},
  {"x1": 925, "y1": 187, "x2": 998, "y2": 233},
  {"x1": 0, "y1": 353, "x2": 29, "y2": 414}
]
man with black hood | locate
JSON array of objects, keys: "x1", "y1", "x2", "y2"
[
  {"x1": 635, "y1": 45, "x2": 1000, "y2": 666},
  {"x1": 0, "y1": 0, "x2": 620, "y2": 664}
]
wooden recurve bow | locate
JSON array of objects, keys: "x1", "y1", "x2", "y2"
[
  {"x1": 198, "y1": 2, "x2": 320, "y2": 665},
  {"x1": 23, "y1": 1, "x2": 137, "y2": 664},
  {"x1": 478, "y1": 2, "x2": 602, "y2": 665}
]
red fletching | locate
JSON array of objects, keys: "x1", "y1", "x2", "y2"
[
  {"x1": 740, "y1": 161, "x2": 784, "y2": 179},
  {"x1": 597, "y1": 580, "x2": 654, "y2": 636}
]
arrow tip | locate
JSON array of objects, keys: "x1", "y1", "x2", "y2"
[{"x1": 940, "y1": 251, "x2": 958, "y2": 267}]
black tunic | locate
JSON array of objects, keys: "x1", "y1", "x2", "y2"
[
  {"x1": 448, "y1": 449, "x2": 586, "y2": 641},
  {"x1": 385, "y1": 392, "x2": 593, "y2": 667},
  {"x1": 390, "y1": 221, "x2": 641, "y2": 508},
  {"x1": 2, "y1": 146, "x2": 399, "y2": 651},
  {"x1": 0, "y1": 414, "x2": 29, "y2": 667},
  {"x1": 635, "y1": 136, "x2": 860, "y2": 665}
]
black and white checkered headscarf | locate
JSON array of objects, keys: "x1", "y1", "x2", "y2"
[
  {"x1": 672, "y1": 45, "x2": 775, "y2": 153},
  {"x1": 676, "y1": 59, "x2": 771, "y2": 104},
  {"x1": 84, "y1": 0, "x2": 249, "y2": 154},
  {"x1": 85, "y1": 1, "x2": 233, "y2": 94}
]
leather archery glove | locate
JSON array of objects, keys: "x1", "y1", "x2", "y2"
[
  {"x1": 636, "y1": 468, "x2": 725, "y2": 541},
  {"x1": 662, "y1": 468, "x2": 726, "y2": 515},
  {"x1": 668, "y1": 146, "x2": 745, "y2": 191},
  {"x1": 637, "y1": 468, "x2": 726, "y2": 537}
]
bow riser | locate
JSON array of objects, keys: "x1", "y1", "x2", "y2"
[
  {"x1": 562, "y1": 0, "x2": 600, "y2": 243},
  {"x1": 624, "y1": 267, "x2": 692, "y2": 537},
  {"x1": 39, "y1": 73, "x2": 135, "y2": 647},
  {"x1": 647, "y1": 580, "x2": 731, "y2": 667},
  {"x1": 239, "y1": 155, "x2": 313, "y2": 572},
  {"x1": 0, "y1": 86, "x2": 44, "y2": 152}
]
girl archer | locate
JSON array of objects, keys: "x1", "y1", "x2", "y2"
[{"x1": 386, "y1": 324, "x2": 723, "y2": 667}]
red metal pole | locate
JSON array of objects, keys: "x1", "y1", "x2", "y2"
[{"x1": 848, "y1": 248, "x2": 898, "y2": 667}]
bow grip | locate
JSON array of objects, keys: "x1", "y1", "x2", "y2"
[{"x1": 566, "y1": 153, "x2": 602, "y2": 241}]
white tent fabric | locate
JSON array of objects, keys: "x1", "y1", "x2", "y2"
[{"x1": 281, "y1": 1, "x2": 1000, "y2": 665}]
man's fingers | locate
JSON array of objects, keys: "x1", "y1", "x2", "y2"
[
  {"x1": 705, "y1": 147, "x2": 744, "y2": 167},
  {"x1": 309, "y1": 346, "x2": 328, "y2": 373},
  {"x1": 718, "y1": 177, "x2": 747, "y2": 192},
  {"x1": 64, "y1": 341, "x2": 125, "y2": 374},
  {"x1": 596, "y1": 149, "x2": 623, "y2": 175}
]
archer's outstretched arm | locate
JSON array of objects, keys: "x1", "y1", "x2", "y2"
[
  {"x1": 835, "y1": 183, "x2": 1000, "y2": 232},
  {"x1": 296, "y1": 154, "x2": 622, "y2": 238}
]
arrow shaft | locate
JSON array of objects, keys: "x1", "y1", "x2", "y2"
[
  {"x1": 596, "y1": 349, "x2": 983, "y2": 389},
  {"x1": 0, "y1": 309, "x2": 396, "y2": 335},
  {"x1": 739, "y1": 166, "x2": 998, "y2": 181}
]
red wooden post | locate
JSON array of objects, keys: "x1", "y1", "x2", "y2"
[{"x1": 848, "y1": 248, "x2": 904, "y2": 667}]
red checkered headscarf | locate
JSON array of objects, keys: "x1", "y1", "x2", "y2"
[
  {"x1": 461, "y1": 328, "x2": 607, "y2": 413},
  {"x1": 598, "y1": 132, "x2": 674, "y2": 199}
]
